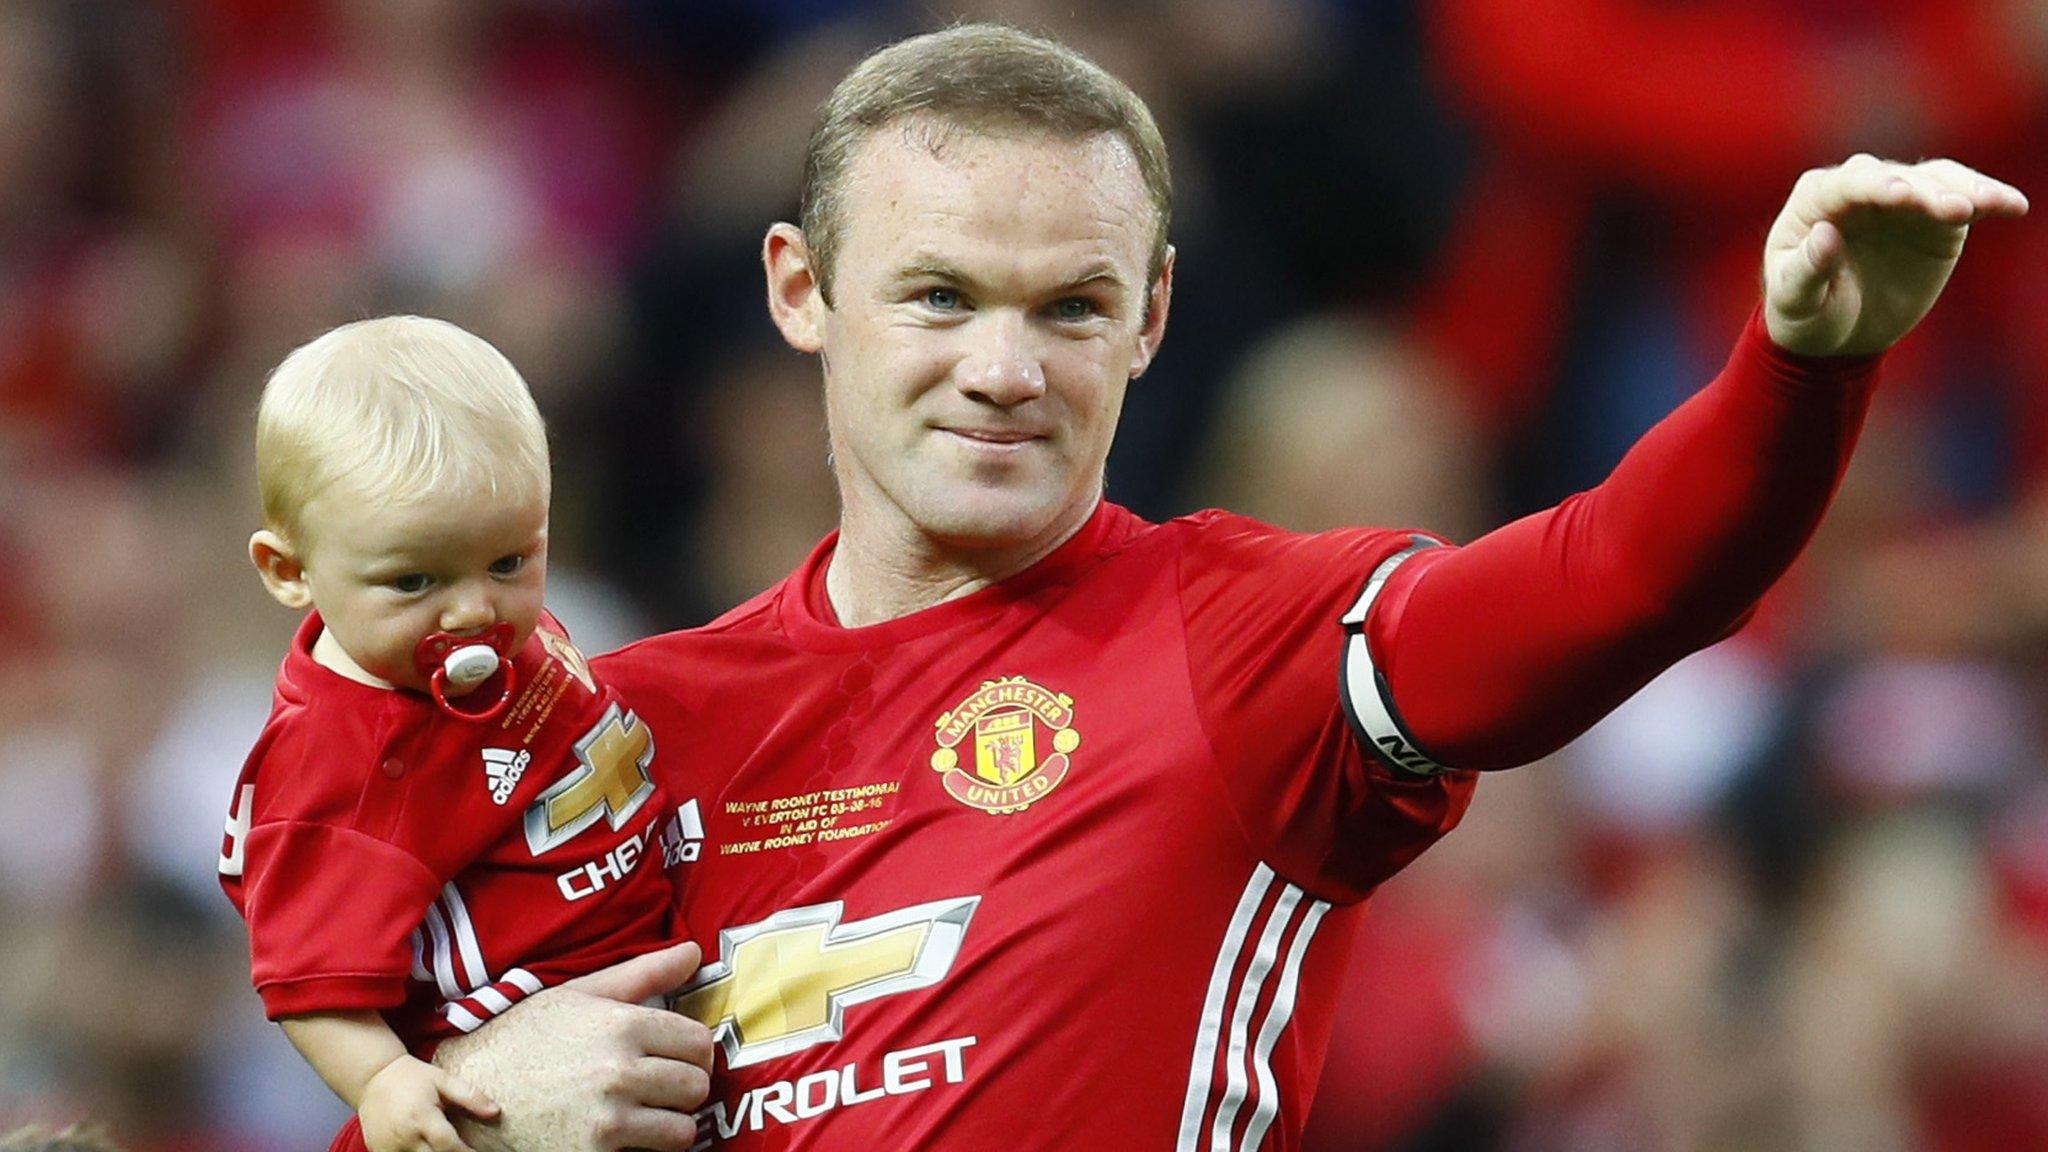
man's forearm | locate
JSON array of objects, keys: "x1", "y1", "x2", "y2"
[
  {"x1": 435, "y1": 978, "x2": 708, "y2": 1152},
  {"x1": 323, "y1": 990, "x2": 696, "y2": 1152},
  {"x1": 1377, "y1": 308, "x2": 1880, "y2": 768}
]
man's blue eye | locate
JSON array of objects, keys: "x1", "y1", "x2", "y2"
[
  {"x1": 924, "y1": 287, "x2": 960, "y2": 310},
  {"x1": 490, "y1": 555, "x2": 525, "y2": 576},
  {"x1": 391, "y1": 574, "x2": 430, "y2": 594},
  {"x1": 1055, "y1": 298, "x2": 1095, "y2": 320}
]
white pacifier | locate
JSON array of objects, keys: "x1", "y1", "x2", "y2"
[
  {"x1": 413, "y1": 622, "x2": 518, "y2": 721},
  {"x1": 442, "y1": 644, "x2": 502, "y2": 690}
]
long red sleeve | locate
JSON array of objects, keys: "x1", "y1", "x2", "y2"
[{"x1": 1372, "y1": 309, "x2": 1880, "y2": 770}]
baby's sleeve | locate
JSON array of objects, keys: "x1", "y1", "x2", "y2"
[{"x1": 239, "y1": 818, "x2": 442, "y2": 1018}]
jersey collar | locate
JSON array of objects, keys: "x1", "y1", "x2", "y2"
[{"x1": 776, "y1": 500, "x2": 1142, "y2": 652}]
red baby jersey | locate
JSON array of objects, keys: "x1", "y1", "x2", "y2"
[
  {"x1": 597, "y1": 503, "x2": 1476, "y2": 1151},
  {"x1": 220, "y1": 611, "x2": 688, "y2": 1051}
]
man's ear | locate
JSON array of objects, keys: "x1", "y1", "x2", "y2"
[
  {"x1": 1130, "y1": 245, "x2": 1175, "y2": 379},
  {"x1": 764, "y1": 223, "x2": 827, "y2": 354},
  {"x1": 249, "y1": 530, "x2": 313, "y2": 609}
]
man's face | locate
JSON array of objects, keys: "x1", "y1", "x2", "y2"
[
  {"x1": 294, "y1": 480, "x2": 548, "y2": 692},
  {"x1": 786, "y1": 123, "x2": 1171, "y2": 555}
]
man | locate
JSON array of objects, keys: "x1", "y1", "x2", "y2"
[{"x1": 371, "y1": 22, "x2": 2024, "y2": 1152}]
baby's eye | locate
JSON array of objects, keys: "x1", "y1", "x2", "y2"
[
  {"x1": 390, "y1": 574, "x2": 431, "y2": 594},
  {"x1": 489, "y1": 554, "x2": 525, "y2": 577}
]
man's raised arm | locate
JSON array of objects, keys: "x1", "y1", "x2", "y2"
[{"x1": 1369, "y1": 156, "x2": 2026, "y2": 771}]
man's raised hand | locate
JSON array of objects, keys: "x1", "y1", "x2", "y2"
[{"x1": 1764, "y1": 154, "x2": 2026, "y2": 358}]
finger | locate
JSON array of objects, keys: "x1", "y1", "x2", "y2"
[
  {"x1": 629, "y1": 1011, "x2": 717, "y2": 1069},
  {"x1": 1859, "y1": 158, "x2": 2024, "y2": 225},
  {"x1": 1913, "y1": 158, "x2": 2030, "y2": 219},
  {"x1": 1891, "y1": 161, "x2": 1982, "y2": 223},
  {"x1": 1772, "y1": 218, "x2": 1844, "y2": 317},
  {"x1": 422, "y1": 1115, "x2": 476, "y2": 1152},
  {"x1": 565, "y1": 940, "x2": 703, "y2": 1004},
  {"x1": 436, "y1": 1072, "x2": 500, "y2": 1120},
  {"x1": 1794, "y1": 153, "x2": 1913, "y2": 224},
  {"x1": 618, "y1": 1053, "x2": 717, "y2": 1110},
  {"x1": 600, "y1": 1108, "x2": 701, "y2": 1152}
]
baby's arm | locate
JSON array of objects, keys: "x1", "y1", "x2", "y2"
[{"x1": 283, "y1": 1011, "x2": 500, "y2": 1152}]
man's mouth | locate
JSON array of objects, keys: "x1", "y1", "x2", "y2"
[{"x1": 940, "y1": 427, "x2": 1044, "y2": 447}]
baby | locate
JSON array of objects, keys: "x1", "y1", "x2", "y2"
[{"x1": 219, "y1": 317, "x2": 689, "y2": 1152}]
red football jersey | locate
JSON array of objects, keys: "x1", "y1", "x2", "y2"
[
  {"x1": 220, "y1": 611, "x2": 688, "y2": 1051},
  {"x1": 598, "y1": 503, "x2": 1476, "y2": 1151}
]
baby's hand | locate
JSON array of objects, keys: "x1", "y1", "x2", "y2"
[{"x1": 360, "y1": 1054, "x2": 501, "y2": 1152}]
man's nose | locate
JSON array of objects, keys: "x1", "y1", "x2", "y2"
[{"x1": 959, "y1": 314, "x2": 1047, "y2": 406}]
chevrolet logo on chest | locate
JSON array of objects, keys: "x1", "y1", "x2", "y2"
[{"x1": 673, "y1": 896, "x2": 980, "y2": 1069}]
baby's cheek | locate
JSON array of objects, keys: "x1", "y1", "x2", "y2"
[
  {"x1": 511, "y1": 595, "x2": 547, "y2": 637},
  {"x1": 375, "y1": 631, "x2": 431, "y2": 687}
]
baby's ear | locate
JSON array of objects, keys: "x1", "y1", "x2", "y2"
[{"x1": 249, "y1": 530, "x2": 313, "y2": 609}]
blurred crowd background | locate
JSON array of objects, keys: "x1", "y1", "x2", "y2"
[{"x1": 5, "y1": 0, "x2": 2048, "y2": 1149}]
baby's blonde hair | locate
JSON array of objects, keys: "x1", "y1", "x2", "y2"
[{"x1": 256, "y1": 316, "x2": 549, "y2": 549}]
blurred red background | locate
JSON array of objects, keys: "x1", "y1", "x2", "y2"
[{"x1": 5, "y1": 2, "x2": 2048, "y2": 1149}]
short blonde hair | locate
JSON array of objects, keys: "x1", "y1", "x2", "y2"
[
  {"x1": 255, "y1": 316, "x2": 549, "y2": 548},
  {"x1": 801, "y1": 23, "x2": 1172, "y2": 304}
]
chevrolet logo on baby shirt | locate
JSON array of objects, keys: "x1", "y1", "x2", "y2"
[
  {"x1": 673, "y1": 897, "x2": 980, "y2": 1069},
  {"x1": 524, "y1": 704, "x2": 655, "y2": 855}
]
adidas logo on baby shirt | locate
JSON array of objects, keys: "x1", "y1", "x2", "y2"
[
  {"x1": 482, "y1": 748, "x2": 530, "y2": 805},
  {"x1": 661, "y1": 799, "x2": 705, "y2": 866}
]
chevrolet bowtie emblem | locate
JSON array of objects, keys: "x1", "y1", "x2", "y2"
[
  {"x1": 674, "y1": 896, "x2": 980, "y2": 1068},
  {"x1": 524, "y1": 703, "x2": 655, "y2": 855}
]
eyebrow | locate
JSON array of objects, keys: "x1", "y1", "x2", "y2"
[
  {"x1": 1053, "y1": 268, "x2": 1128, "y2": 294},
  {"x1": 354, "y1": 531, "x2": 542, "y2": 574},
  {"x1": 357, "y1": 546, "x2": 440, "y2": 570},
  {"x1": 888, "y1": 259, "x2": 1131, "y2": 295},
  {"x1": 891, "y1": 258, "x2": 969, "y2": 283}
]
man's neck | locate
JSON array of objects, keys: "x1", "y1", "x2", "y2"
[{"x1": 824, "y1": 499, "x2": 1098, "y2": 628}]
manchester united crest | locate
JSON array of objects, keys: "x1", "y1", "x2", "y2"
[
  {"x1": 539, "y1": 629, "x2": 596, "y2": 691},
  {"x1": 930, "y1": 677, "x2": 1081, "y2": 814}
]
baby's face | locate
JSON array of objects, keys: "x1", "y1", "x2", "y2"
[{"x1": 295, "y1": 482, "x2": 548, "y2": 693}]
